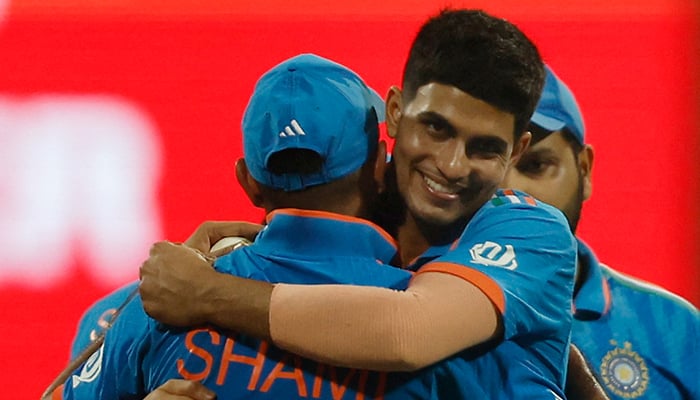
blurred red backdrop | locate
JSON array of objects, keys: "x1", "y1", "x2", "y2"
[{"x1": 0, "y1": 0, "x2": 697, "y2": 398}]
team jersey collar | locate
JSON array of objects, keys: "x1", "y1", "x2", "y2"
[
  {"x1": 258, "y1": 208, "x2": 398, "y2": 264},
  {"x1": 404, "y1": 242, "x2": 453, "y2": 271},
  {"x1": 573, "y1": 238, "x2": 611, "y2": 320}
]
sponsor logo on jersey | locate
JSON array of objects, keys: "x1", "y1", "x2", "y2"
[
  {"x1": 469, "y1": 241, "x2": 518, "y2": 270},
  {"x1": 600, "y1": 340, "x2": 649, "y2": 398},
  {"x1": 72, "y1": 343, "x2": 104, "y2": 388}
]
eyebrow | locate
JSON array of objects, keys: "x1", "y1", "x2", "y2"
[
  {"x1": 416, "y1": 111, "x2": 456, "y2": 133},
  {"x1": 523, "y1": 147, "x2": 557, "y2": 158}
]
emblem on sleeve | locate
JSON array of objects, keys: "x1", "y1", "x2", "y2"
[
  {"x1": 600, "y1": 341, "x2": 649, "y2": 398},
  {"x1": 469, "y1": 241, "x2": 517, "y2": 270},
  {"x1": 71, "y1": 343, "x2": 104, "y2": 388}
]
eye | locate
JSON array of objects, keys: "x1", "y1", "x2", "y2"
[
  {"x1": 516, "y1": 155, "x2": 555, "y2": 176},
  {"x1": 467, "y1": 138, "x2": 507, "y2": 158},
  {"x1": 417, "y1": 114, "x2": 451, "y2": 139}
]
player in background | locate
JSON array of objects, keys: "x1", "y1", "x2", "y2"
[
  {"x1": 140, "y1": 8, "x2": 582, "y2": 398},
  {"x1": 502, "y1": 65, "x2": 700, "y2": 400}
]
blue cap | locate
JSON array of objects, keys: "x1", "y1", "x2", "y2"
[
  {"x1": 242, "y1": 53, "x2": 385, "y2": 191},
  {"x1": 531, "y1": 65, "x2": 585, "y2": 144}
]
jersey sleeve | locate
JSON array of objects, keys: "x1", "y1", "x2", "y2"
[
  {"x1": 69, "y1": 281, "x2": 140, "y2": 359},
  {"x1": 63, "y1": 298, "x2": 150, "y2": 399},
  {"x1": 416, "y1": 191, "x2": 576, "y2": 341}
]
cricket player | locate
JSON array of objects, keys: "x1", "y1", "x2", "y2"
[
  {"x1": 140, "y1": 9, "x2": 581, "y2": 398},
  {"x1": 64, "y1": 53, "x2": 572, "y2": 399},
  {"x1": 503, "y1": 65, "x2": 700, "y2": 400}
]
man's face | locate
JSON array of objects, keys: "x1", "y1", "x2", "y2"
[
  {"x1": 501, "y1": 131, "x2": 593, "y2": 231},
  {"x1": 387, "y1": 83, "x2": 529, "y2": 230}
]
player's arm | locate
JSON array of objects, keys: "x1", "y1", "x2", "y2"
[
  {"x1": 143, "y1": 379, "x2": 216, "y2": 400},
  {"x1": 141, "y1": 203, "x2": 574, "y2": 372},
  {"x1": 565, "y1": 344, "x2": 610, "y2": 400},
  {"x1": 139, "y1": 242, "x2": 495, "y2": 371}
]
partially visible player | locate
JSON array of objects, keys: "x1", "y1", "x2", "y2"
[
  {"x1": 502, "y1": 65, "x2": 700, "y2": 400},
  {"x1": 68, "y1": 282, "x2": 137, "y2": 359}
]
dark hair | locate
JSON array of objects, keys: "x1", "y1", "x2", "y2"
[
  {"x1": 528, "y1": 123, "x2": 584, "y2": 156},
  {"x1": 266, "y1": 149, "x2": 325, "y2": 175},
  {"x1": 402, "y1": 9, "x2": 545, "y2": 137},
  {"x1": 560, "y1": 128, "x2": 584, "y2": 156}
]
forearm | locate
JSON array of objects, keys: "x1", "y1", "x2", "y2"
[
  {"x1": 140, "y1": 241, "x2": 272, "y2": 336},
  {"x1": 203, "y1": 273, "x2": 273, "y2": 340},
  {"x1": 269, "y1": 272, "x2": 499, "y2": 371}
]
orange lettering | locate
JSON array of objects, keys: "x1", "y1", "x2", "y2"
[
  {"x1": 260, "y1": 354, "x2": 308, "y2": 397},
  {"x1": 217, "y1": 337, "x2": 268, "y2": 389},
  {"x1": 177, "y1": 329, "x2": 219, "y2": 381}
]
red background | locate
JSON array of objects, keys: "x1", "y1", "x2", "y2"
[{"x1": 0, "y1": 1, "x2": 698, "y2": 398}]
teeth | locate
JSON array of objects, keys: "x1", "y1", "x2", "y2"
[{"x1": 423, "y1": 175, "x2": 459, "y2": 194}]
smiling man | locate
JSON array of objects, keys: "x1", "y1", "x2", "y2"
[{"x1": 140, "y1": 9, "x2": 580, "y2": 399}]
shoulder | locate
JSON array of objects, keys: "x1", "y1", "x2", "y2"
[
  {"x1": 601, "y1": 264, "x2": 699, "y2": 317},
  {"x1": 474, "y1": 189, "x2": 569, "y2": 227}
]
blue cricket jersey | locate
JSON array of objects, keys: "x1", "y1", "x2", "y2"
[
  {"x1": 413, "y1": 189, "x2": 577, "y2": 393},
  {"x1": 64, "y1": 190, "x2": 575, "y2": 399},
  {"x1": 69, "y1": 281, "x2": 138, "y2": 359},
  {"x1": 572, "y1": 239, "x2": 700, "y2": 400}
]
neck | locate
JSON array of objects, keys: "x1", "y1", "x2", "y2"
[{"x1": 395, "y1": 213, "x2": 467, "y2": 266}]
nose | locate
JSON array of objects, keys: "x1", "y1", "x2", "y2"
[{"x1": 434, "y1": 142, "x2": 470, "y2": 182}]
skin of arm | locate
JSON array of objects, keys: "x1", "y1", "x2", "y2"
[
  {"x1": 139, "y1": 241, "x2": 273, "y2": 340},
  {"x1": 139, "y1": 240, "x2": 499, "y2": 371},
  {"x1": 142, "y1": 379, "x2": 217, "y2": 400},
  {"x1": 565, "y1": 344, "x2": 610, "y2": 400},
  {"x1": 140, "y1": 221, "x2": 601, "y2": 397}
]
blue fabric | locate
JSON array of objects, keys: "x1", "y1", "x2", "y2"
[
  {"x1": 572, "y1": 240, "x2": 700, "y2": 400},
  {"x1": 69, "y1": 281, "x2": 139, "y2": 360},
  {"x1": 65, "y1": 195, "x2": 575, "y2": 399},
  {"x1": 531, "y1": 65, "x2": 585, "y2": 143},
  {"x1": 420, "y1": 189, "x2": 577, "y2": 391},
  {"x1": 242, "y1": 53, "x2": 384, "y2": 191}
]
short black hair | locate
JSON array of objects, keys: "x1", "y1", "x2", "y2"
[{"x1": 402, "y1": 9, "x2": 545, "y2": 137}]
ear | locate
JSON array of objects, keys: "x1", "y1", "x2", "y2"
[
  {"x1": 578, "y1": 144, "x2": 594, "y2": 201},
  {"x1": 509, "y1": 130, "x2": 532, "y2": 166},
  {"x1": 235, "y1": 158, "x2": 264, "y2": 207},
  {"x1": 373, "y1": 140, "x2": 388, "y2": 193},
  {"x1": 385, "y1": 86, "x2": 403, "y2": 139}
]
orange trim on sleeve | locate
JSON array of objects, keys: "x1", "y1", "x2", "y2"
[{"x1": 416, "y1": 262, "x2": 506, "y2": 314}]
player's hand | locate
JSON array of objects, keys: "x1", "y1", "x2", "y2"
[
  {"x1": 139, "y1": 241, "x2": 220, "y2": 326},
  {"x1": 143, "y1": 379, "x2": 216, "y2": 400},
  {"x1": 184, "y1": 220, "x2": 263, "y2": 255}
]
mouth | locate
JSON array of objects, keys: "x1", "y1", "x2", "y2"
[{"x1": 421, "y1": 173, "x2": 462, "y2": 200}]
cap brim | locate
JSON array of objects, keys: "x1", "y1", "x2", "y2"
[
  {"x1": 366, "y1": 87, "x2": 386, "y2": 123},
  {"x1": 530, "y1": 112, "x2": 566, "y2": 133}
]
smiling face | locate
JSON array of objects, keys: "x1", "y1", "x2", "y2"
[
  {"x1": 387, "y1": 83, "x2": 530, "y2": 235},
  {"x1": 501, "y1": 130, "x2": 593, "y2": 232}
]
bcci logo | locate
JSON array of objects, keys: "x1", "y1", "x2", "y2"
[
  {"x1": 469, "y1": 241, "x2": 518, "y2": 270},
  {"x1": 600, "y1": 341, "x2": 649, "y2": 398}
]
